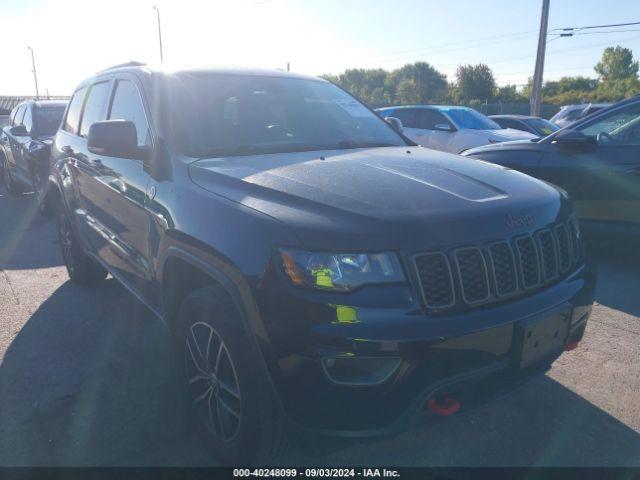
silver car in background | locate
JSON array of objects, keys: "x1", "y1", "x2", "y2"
[{"x1": 377, "y1": 105, "x2": 536, "y2": 154}]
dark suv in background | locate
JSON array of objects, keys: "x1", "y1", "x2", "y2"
[
  {"x1": 49, "y1": 64, "x2": 595, "y2": 463},
  {"x1": 1, "y1": 100, "x2": 66, "y2": 211},
  {"x1": 465, "y1": 96, "x2": 640, "y2": 238}
]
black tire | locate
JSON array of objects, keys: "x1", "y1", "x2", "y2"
[
  {"x1": 33, "y1": 173, "x2": 54, "y2": 216},
  {"x1": 57, "y1": 204, "x2": 108, "y2": 285},
  {"x1": 177, "y1": 285, "x2": 290, "y2": 465},
  {"x1": 3, "y1": 156, "x2": 22, "y2": 194}
]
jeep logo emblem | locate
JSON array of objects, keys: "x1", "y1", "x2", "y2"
[{"x1": 506, "y1": 213, "x2": 534, "y2": 229}]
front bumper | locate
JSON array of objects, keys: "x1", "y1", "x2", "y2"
[{"x1": 257, "y1": 260, "x2": 596, "y2": 436}]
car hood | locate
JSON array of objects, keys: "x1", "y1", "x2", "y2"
[
  {"x1": 189, "y1": 146, "x2": 569, "y2": 250},
  {"x1": 464, "y1": 138, "x2": 545, "y2": 156},
  {"x1": 478, "y1": 128, "x2": 538, "y2": 141}
]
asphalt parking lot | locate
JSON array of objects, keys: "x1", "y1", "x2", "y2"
[{"x1": 0, "y1": 184, "x2": 639, "y2": 467}]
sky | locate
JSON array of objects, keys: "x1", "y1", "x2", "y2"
[{"x1": 1, "y1": 0, "x2": 639, "y2": 96}]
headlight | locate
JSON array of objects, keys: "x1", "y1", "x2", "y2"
[{"x1": 279, "y1": 249, "x2": 405, "y2": 291}]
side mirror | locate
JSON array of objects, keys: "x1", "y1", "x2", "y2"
[
  {"x1": 10, "y1": 125, "x2": 28, "y2": 136},
  {"x1": 385, "y1": 116, "x2": 403, "y2": 132},
  {"x1": 434, "y1": 123, "x2": 453, "y2": 132},
  {"x1": 87, "y1": 120, "x2": 146, "y2": 160},
  {"x1": 551, "y1": 129, "x2": 596, "y2": 152}
]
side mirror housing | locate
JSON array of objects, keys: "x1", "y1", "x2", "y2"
[
  {"x1": 10, "y1": 125, "x2": 28, "y2": 136},
  {"x1": 385, "y1": 116, "x2": 403, "y2": 132},
  {"x1": 87, "y1": 120, "x2": 146, "y2": 160},
  {"x1": 551, "y1": 129, "x2": 597, "y2": 152},
  {"x1": 434, "y1": 123, "x2": 453, "y2": 132}
]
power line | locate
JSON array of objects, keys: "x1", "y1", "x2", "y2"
[
  {"x1": 349, "y1": 30, "x2": 538, "y2": 63},
  {"x1": 549, "y1": 20, "x2": 640, "y2": 33}
]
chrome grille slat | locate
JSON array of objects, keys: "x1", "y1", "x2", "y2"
[{"x1": 412, "y1": 220, "x2": 582, "y2": 311}]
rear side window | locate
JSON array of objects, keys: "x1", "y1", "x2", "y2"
[
  {"x1": 391, "y1": 109, "x2": 418, "y2": 128},
  {"x1": 9, "y1": 106, "x2": 19, "y2": 125},
  {"x1": 108, "y1": 79, "x2": 151, "y2": 147},
  {"x1": 36, "y1": 106, "x2": 66, "y2": 136},
  {"x1": 22, "y1": 106, "x2": 33, "y2": 133},
  {"x1": 79, "y1": 82, "x2": 110, "y2": 138},
  {"x1": 64, "y1": 87, "x2": 87, "y2": 134},
  {"x1": 13, "y1": 105, "x2": 26, "y2": 126}
]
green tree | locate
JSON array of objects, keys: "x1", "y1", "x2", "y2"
[
  {"x1": 594, "y1": 46, "x2": 639, "y2": 82},
  {"x1": 494, "y1": 84, "x2": 523, "y2": 103},
  {"x1": 386, "y1": 62, "x2": 448, "y2": 104},
  {"x1": 323, "y1": 68, "x2": 392, "y2": 107},
  {"x1": 454, "y1": 64, "x2": 496, "y2": 102}
]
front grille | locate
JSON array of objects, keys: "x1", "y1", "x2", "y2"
[
  {"x1": 515, "y1": 235, "x2": 541, "y2": 288},
  {"x1": 413, "y1": 252, "x2": 455, "y2": 308},
  {"x1": 488, "y1": 241, "x2": 517, "y2": 297},
  {"x1": 454, "y1": 248, "x2": 490, "y2": 304},
  {"x1": 536, "y1": 229, "x2": 558, "y2": 281},
  {"x1": 413, "y1": 219, "x2": 582, "y2": 311}
]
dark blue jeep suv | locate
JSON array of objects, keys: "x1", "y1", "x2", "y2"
[{"x1": 48, "y1": 64, "x2": 596, "y2": 463}]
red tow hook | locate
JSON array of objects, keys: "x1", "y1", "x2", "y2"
[
  {"x1": 426, "y1": 396, "x2": 460, "y2": 417},
  {"x1": 564, "y1": 339, "x2": 580, "y2": 351}
]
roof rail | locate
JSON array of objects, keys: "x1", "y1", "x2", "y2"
[{"x1": 98, "y1": 61, "x2": 146, "y2": 73}]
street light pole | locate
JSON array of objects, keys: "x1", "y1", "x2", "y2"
[
  {"x1": 153, "y1": 5, "x2": 164, "y2": 63},
  {"x1": 530, "y1": 0, "x2": 550, "y2": 116},
  {"x1": 27, "y1": 46, "x2": 40, "y2": 100}
]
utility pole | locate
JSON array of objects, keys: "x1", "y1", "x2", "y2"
[
  {"x1": 286, "y1": 62, "x2": 290, "y2": 72},
  {"x1": 27, "y1": 46, "x2": 40, "y2": 100},
  {"x1": 153, "y1": 6, "x2": 164, "y2": 63},
  {"x1": 530, "y1": 0, "x2": 550, "y2": 116}
]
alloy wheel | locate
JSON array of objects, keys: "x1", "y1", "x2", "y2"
[
  {"x1": 185, "y1": 321, "x2": 242, "y2": 442},
  {"x1": 58, "y1": 214, "x2": 75, "y2": 275}
]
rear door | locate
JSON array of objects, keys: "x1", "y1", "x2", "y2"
[
  {"x1": 5, "y1": 105, "x2": 25, "y2": 171},
  {"x1": 84, "y1": 76, "x2": 156, "y2": 300},
  {"x1": 538, "y1": 101, "x2": 640, "y2": 229},
  {"x1": 14, "y1": 104, "x2": 34, "y2": 181},
  {"x1": 69, "y1": 81, "x2": 112, "y2": 252}
]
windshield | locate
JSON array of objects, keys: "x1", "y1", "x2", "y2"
[
  {"x1": 36, "y1": 106, "x2": 65, "y2": 136},
  {"x1": 442, "y1": 108, "x2": 501, "y2": 130},
  {"x1": 167, "y1": 74, "x2": 407, "y2": 158},
  {"x1": 527, "y1": 118, "x2": 559, "y2": 136}
]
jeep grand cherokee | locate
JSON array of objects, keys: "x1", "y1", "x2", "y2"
[{"x1": 49, "y1": 64, "x2": 596, "y2": 463}]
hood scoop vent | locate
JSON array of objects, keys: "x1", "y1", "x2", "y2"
[{"x1": 361, "y1": 163, "x2": 508, "y2": 203}]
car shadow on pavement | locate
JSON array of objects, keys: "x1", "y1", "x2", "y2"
[
  {"x1": 0, "y1": 278, "x2": 199, "y2": 466},
  {"x1": 296, "y1": 374, "x2": 640, "y2": 466},
  {"x1": 1, "y1": 278, "x2": 639, "y2": 467},
  {"x1": 0, "y1": 186, "x2": 63, "y2": 270}
]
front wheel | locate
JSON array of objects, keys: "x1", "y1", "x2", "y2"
[
  {"x1": 177, "y1": 285, "x2": 290, "y2": 464},
  {"x1": 57, "y1": 205, "x2": 107, "y2": 285}
]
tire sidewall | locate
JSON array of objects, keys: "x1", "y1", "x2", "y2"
[{"x1": 177, "y1": 287, "x2": 279, "y2": 465}]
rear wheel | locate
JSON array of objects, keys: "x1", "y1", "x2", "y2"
[
  {"x1": 57, "y1": 205, "x2": 107, "y2": 285},
  {"x1": 177, "y1": 285, "x2": 289, "y2": 464},
  {"x1": 3, "y1": 157, "x2": 21, "y2": 194}
]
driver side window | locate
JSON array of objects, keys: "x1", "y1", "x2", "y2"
[{"x1": 580, "y1": 102, "x2": 640, "y2": 146}]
